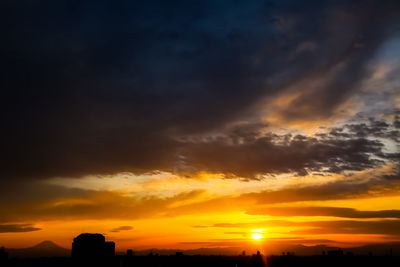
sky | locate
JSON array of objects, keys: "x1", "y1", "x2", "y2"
[{"x1": 1, "y1": 0, "x2": 400, "y2": 253}]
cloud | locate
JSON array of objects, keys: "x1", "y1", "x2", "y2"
[
  {"x1": 290, "y1": 220, "x2": 400, "y2": 235},
  {"x1": 110, "y1": 226, "x2": 134, "y2": 232},
  {"x1": 0, "y1": 0, "x2": 399, "y2": 182},
  {"x1": 1, "y1": 169, "x2": 398, "y2": 224},
  {"x1": 179, "y1": 119, "x2": 399, "y2": 177},
  {"x1": 247, "y1": 177, "x2": 400, "y2": 204},
  {"x1": 0, "y1": 224, "x2": 41, "y2": 233},
  {"x1": 0, "y1": 185, "x2": 209, "y2": 223},
  {"x1": 246, "y1": 207, "x2": 400, "y2": 218},
  {"x1": 212, "y1": 219, "x2": 400, "y2": 236}
]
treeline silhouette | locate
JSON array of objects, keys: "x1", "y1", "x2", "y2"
[{"x1": 1, "y1": 234, "x2": 399, "y2": 267}]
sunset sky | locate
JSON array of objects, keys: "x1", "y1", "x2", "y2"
[{"x1": 1, "y1": 0, "x2": 400, "y2": 253}]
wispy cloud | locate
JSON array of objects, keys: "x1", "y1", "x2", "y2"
[
  {"x1": 0, "y1": 224, "x2": 41, "y2": 233},
  {"x1": 110, "y1": 226, "x2": 134, "y2": 232}
]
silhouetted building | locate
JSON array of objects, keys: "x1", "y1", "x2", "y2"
[
  {"x1": 251, "y1": 251, "x2": 264, "y2": 266},
  {"x1": 126, "y1": 249, "x2": 133, "y2": 257},
  {"x1": 72, "y1": 233, "x2": 115, "y2": 260},
  {"x1": 0, "y1": 247, "x2": 8, "y2": 262}
]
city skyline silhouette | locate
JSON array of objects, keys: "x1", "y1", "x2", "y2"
[{"x1": 2, "y1": 232, "x2": 400, "y2": 266}]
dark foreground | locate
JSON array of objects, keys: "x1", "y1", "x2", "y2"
[{"x1": 2, "y1": 254, "x2": 400, "y2": 267}]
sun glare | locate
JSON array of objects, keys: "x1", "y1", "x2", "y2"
[
  {"x1": 250, "y1": 229, "x2": 264, "y2": 240},
  {"x1": 251, "y1": 233, "x2": 263, "y2": 240}
]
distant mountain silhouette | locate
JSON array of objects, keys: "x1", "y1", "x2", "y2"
[
  {"x1": 128, "y1": 243, "x2": 400, "y2": 257},
  {"x1": 346, "y1": 243, "x2": 400, "y2": 256},
  {"x1": 32, "y1": 241, "x2": 63, "y2": 250},
  {"x1": 282, "y1": 244, "x2": 337, "y2": 255},
  {"x1": 126, "y1": 247, "x2": 241, "y2": 256},
  {"x1": 271, "y1": 243, "x2": 400, "y2": 256},
  {"x1": 6, "y1": 240, "x2": 70, "y2": 258}
]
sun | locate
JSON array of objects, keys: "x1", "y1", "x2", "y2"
[
  {"x1": 251, "y1": 233, "x2": 263, "y2": 240},
  {"x1": 250, "y1": 229, "x2": 264, "y2": 240}
]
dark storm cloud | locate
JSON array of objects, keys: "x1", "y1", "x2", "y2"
[
  {"x1": 394, "y1": 115, "x2": 400, "y2": 129},
  {"x1": 1, "y1": 0, "x2": 400, "y2": 181},
  {"x1": 179, "y1": 120, "x2": 398, "y2": 177},
  {"x1": 334, "y1": 118, "x2": 400, "y2": 142},
  {"x1": 0, "y1": 224, "x2": 41, "y2": 233}
]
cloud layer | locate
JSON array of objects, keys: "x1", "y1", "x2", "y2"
[
  {"x1": 1, "y1": 0, "x2": 399, "y2": 181},
  {"x1": 0, "y1": 224, "x2": 41, "y2": 233}
]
